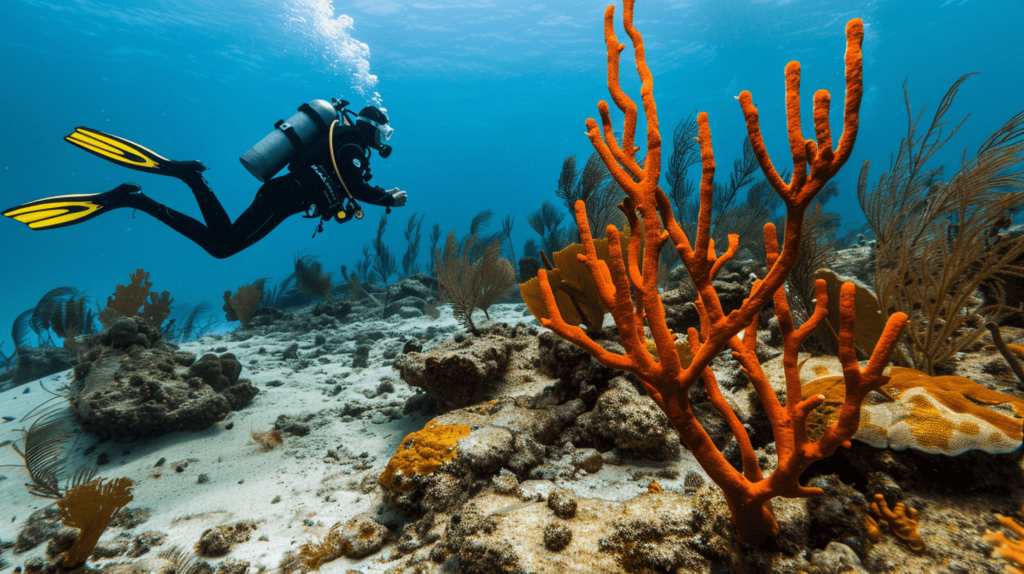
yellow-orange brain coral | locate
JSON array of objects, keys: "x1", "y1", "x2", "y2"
[
  {"x1": 378, "y1": 420, "x2": 471, "y2": 492},
  {"x1": 803, "y1": 367, "x2": 1024, "y2": 455}
]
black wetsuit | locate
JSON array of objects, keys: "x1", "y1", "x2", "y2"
[{"x1": 120, "y1": 123, "x2": 395, "y2": 259}]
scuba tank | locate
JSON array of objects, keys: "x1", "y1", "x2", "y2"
[{"x1": 239, "y1": 98, "x2": 350, "y2": 183}]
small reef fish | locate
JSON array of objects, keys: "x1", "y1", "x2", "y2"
[{"x1": 490, "y1": 494, "x2": 542, "y2": 516}]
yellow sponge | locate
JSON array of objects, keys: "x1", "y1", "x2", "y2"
[{"x1": 379, "y1": 420, "x2": 471, "y2": 492}]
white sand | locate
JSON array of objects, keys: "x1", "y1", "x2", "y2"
[{"x1": 0, "y1": 304, "x2": 539, "y2": 573}]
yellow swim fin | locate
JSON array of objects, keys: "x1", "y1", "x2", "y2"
[
  {"x1": 64, "y1": 127, "x2": 205, "y2": 177},
  {"x1": 3, "y1": 183, "x2": 141, "y2": 230}
]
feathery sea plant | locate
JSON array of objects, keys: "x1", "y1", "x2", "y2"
[
  {"x1": 502, "y1": 215, "x2": 517, "y2": 282},
  {"x1": 12, "y1": 309, "x2": 36, "y2": 349},
  {"x1": 372, "y1": 214, "x2": 399, "y2": 316},
  {"x1": 401, "y1": 212, "x2": 424, "y2": 277},
  {"x1": 264, "y1": 273, "x2": 297, "y2": 309},
  {"x1": 667, "y1": 124, "x2": 783, "y2": 263},
  {"x1": 294, "y1": 254, "x2": 335, "y2": 302},
  {"x1": 251, "y1": 428, "x2": 284, "y2": 451},
  {"x1": 476, "y1": 238, "x2": 516, "y2": 319},
  {"x1": 557, "y1": 152, "x2": 627, "y2": 240},
  {"x1": 173, "y1": 303, "x2": 215, "y2": 343},
  {"x1": 859, "y1": 75, "x2": 1024, "y2": 374},
  {"x1": 0, "y1": 341, "x2": 13, "y2": 373},
  {"x1": 522, "y1": 238, "x2": 540, "y2": 260},
  {"x1": 555, "y1": 153, "x2": 608, "y2": 216},
  {"x1": 468, "y1": 209, "x2": 494, "y2": 238},
  {"x1": 436, "y1": 232, "x2": 515, "y2": 333},
  {"x1": 8, "y1": 399, "x2": 97, "y2": 499},
  {"x1": 465, "y1": 209, "x2": 505, "y2": 263},
  {"x1": 427, "y1": 223, "x2": 442, "y2": 279},
  {"x1": 294, "y1": 253, "x2": 333, "y2": 302},
  {"x1": 356, "y1": 245, "x2": 374, "y2": 283},
  {"x1": 341, "y1": 266, "x2": 364, "y2": 301},
  {"x1": 156, "y1": 546, "x2": 200, "y2": 574},
  {"x1": 57, "y1": 476, "x2": 134, "y2": 568},
  {"x1": 665, "y1": 113, "x2": 700, "y2": 223},
  {"x1": 785, "y1": 201, "x2": 842, "y2": 352},
  {"x1": 12, "y1": 287, "x2": 97, "y2": 349},
  {"x1": 528, "y1": 201, "x2": 573, "y2": 256}
]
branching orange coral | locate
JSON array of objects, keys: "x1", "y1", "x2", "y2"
[
  {"x1": 871, "y1": 494, "x2": 925, "y2": 551},
  {"x1": 985, "y1": 504, "x2": 1024, "y2": 574},
  {"x1": 56, "y1": 477, "x2": 135, "y2": 568},
  {"x1": 537, "y1": 0, "x2": 907, "y2": 544}
]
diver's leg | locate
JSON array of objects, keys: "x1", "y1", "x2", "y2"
[
  {"x1": 5, "y1": 180, "x2": 299, "y2": 258},
  {"x1": 213, "y1": 177, "x2": 307, "y2": 253},
  {"x1": 115, "y1": 188, "x2": 238, "y2": 258},
  {"x1": 177, "y1": 172, "x2": 232, "y2": 233},
  {"x1": 136, "y1": 176, "x2": 305, "y2": 258}
]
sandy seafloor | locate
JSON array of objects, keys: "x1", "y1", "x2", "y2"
[
  {"x1": 0, "y1": 304, "x2": 701, "y2": 573},
  {"x1": 2, "y1": 297, "x2": 1023, "y2": 574}
]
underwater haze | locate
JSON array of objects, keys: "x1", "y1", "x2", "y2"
[
  {"x1": 7, "y1": 1, "x2": 1024, "y2": 573},
  {"x1": 1, "y1": 0, "x2": 1021, "y2": 335}
]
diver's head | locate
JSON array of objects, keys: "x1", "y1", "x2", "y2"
[{"x1": 356, "y1": 106, "x2": 393, "y2": 157}]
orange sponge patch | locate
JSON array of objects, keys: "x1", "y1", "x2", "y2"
[{"x1": 378, "y1": 420, "x2": 471, "y2": 492}]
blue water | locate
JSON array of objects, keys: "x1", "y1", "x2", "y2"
[{"x1": 1, "y1": 0, "x2": 1021, "y2": 342}]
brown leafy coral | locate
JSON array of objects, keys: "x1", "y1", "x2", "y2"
[
  {"x1": 223, "y1": 282, "x2": 263, "y2": 325},
  {"x1": 100, "y1": 269, "x2": 173, "y2": 330},
  {"x1": 56, "y1": 477, "x2": 135, "y2": 568},
  {"x1": 536, "y1": 0, "x2": 907, "y2": 544},
  {"x1": 519, "y1": 232, "x2": 632, "y2": 332}
]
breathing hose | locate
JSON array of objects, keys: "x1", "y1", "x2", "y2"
[{"x1": 328, "y1": 119, "x2": 363, "y2": 220}]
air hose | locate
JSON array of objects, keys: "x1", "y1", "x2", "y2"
[{"x1": 328, "y1": 119, "x2": 363, "y2": 220}]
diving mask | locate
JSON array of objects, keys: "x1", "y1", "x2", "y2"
[{"x1": 361, "y1": 116, "x2": 393, "y2": 142}]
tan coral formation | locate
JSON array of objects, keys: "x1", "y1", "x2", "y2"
[{"x1": 802, "y1": 366, "x2": 1024, "y2": 454}]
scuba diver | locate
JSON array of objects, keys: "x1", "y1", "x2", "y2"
[{"x1": 3, "y1": 98, "x2": 406, "y2": 259}]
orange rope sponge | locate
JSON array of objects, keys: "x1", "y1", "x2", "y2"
[{"x1": 538, "y1": 0, "x2": 907, "y2": 545}]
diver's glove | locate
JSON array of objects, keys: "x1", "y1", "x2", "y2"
[{"x1": 388, "y1": 188, "x2": 407, "y2": 207}]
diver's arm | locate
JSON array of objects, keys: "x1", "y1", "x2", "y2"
[
  {"x1": 333, "y1": 143, "x2": 396, "y2": 207},
  {"x1": 349, "y1": 181, "x2": 396, "y2": 207}
]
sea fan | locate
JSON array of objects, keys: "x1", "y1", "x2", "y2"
[{"x1": 11, "y1": 400, "x2": 97, "y2": 499}]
